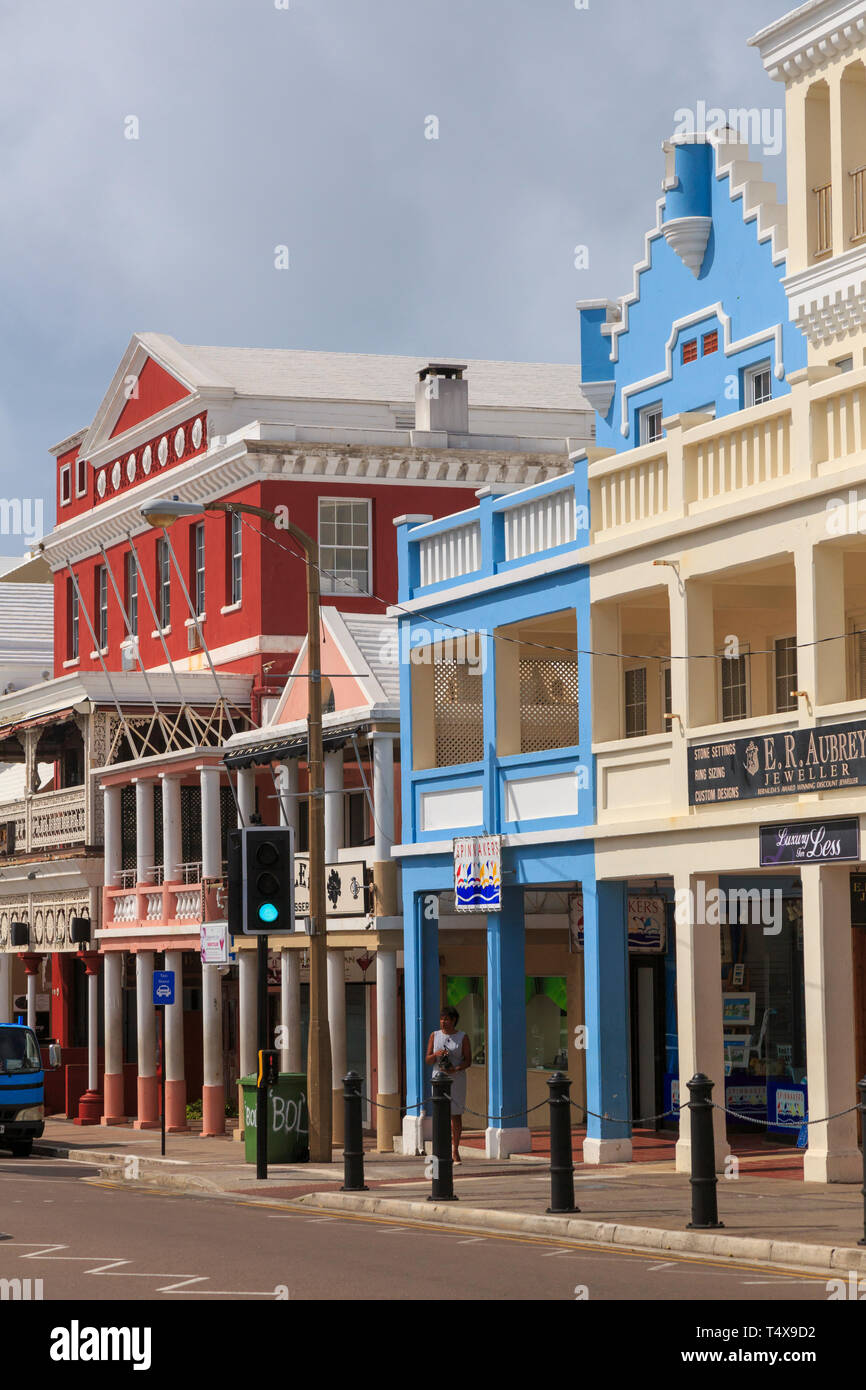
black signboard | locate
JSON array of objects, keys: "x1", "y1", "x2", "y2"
[
  {"x1": 759, "y1": 817, "x2": 860, "y2": 867},
  {"x1": 689, "y1": 719, "x2": 866, "y2": 805},
  {"x1": 851, "y1": 874, "x2": 866, "y2": 927}
]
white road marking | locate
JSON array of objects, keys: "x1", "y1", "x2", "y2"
[
  {"x1": 457, "y1": 1237, "x2": 486, "y2": 1245},
  {"x1": 741, "y1": 1278, "x2": 820, "y2": 1285},
  {"x1": 647, "y1": 1262, "x2": 677, "y2": 1271},
  {"x1": 540, "y1": 1248, "x2": 573, "y2": 1258},
  {"x1": 0, "y1": 1243, "x2": 270, "y2": 1296}
]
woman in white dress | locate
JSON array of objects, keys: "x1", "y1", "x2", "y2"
[{"x1": 426, "y1": 1006, "x2": 472, "y2": 1162}]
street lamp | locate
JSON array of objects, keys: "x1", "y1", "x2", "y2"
[{"x1": 139, "y1": 497, "x2": 332, "y2": 1161}]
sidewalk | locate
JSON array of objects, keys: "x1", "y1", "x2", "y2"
[{"x1": 27, "y1": 1117, "x2": 866, "y2": 1275}]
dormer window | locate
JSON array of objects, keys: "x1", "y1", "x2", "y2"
[{"x1": 682, "y1": 339, "x2": 698, "y2": 365}]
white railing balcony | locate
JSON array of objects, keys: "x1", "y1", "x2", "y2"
[
  {"x1": 503, "y1": 487, "x2": 576, "y2": 562},
  {"x1": 418, "y1": 521, "x2": 481, "y2": 587},
  {"x1": 0, "y1": 785, "x2": 87, "y2": 855}
]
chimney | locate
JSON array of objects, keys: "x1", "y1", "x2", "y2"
[{"x1": 414, "y1": 363, "x2": 469, "y2": 435}]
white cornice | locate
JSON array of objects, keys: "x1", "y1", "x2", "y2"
[
  {"x1": 749, "y1": 0, "x2": 866, "y2": 82},
  {"x1": 783, "y1": 243, "x2": 866, "y2": 343}
]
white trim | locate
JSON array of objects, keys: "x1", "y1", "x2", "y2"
[
  {"x1": 619, "y1": 307, "x2": 784, "y2": 437},
  {"x1": 184, "y1": 614, "x2": 206, "y2": 628},
  {"x1": 150, "y1": 625, "x2": 171, "y2": 639},
  {"x1": 744, "y1": 359, "x2": 773, "y2": 409},
  {"x1": 59, "y1": 464, "x2": 72, "y2": 507},
  {"x1": 61, "y1": 657, "x2": 80, "y2": 670},
  {"x1": 220, "y1": 601, "x2": 242, "y2": 615},
  {"x1": 75, "y1": 457, "x2": 88, "y2": 498}
]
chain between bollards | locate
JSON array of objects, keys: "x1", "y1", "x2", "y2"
[
  {"x1": 546, "y1": 1072, "x2": 579, "y2": 1215},
  {"x1": 340, "y1": 1071, "x2": 368, "y2": 1192},
  {"x1": 686, "y1": 1073, "x2": 724, "y2": 1230},
  {"x1": 428, "y1": 1072, "x2": 457, "y2": 1202}
]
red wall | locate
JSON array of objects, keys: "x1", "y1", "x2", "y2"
[{"x1": 110, "y1": 357, "x2": 190, "y2": 438}]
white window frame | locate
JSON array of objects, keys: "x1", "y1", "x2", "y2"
[
  {"x1": 773, "y1": 634, "x2": 798, "y2": 714},
  {"x1": 744, "y1": 361, "x2": 772, "y2": 409},
  {"x1": 75, "y1": 457, "x2": 88, "y2": 497},
  {"x1": 194, "y1": 521, "x2": 206, "y2": 617},
  {"x1": 718, "y1": 642, "x2": 751, "y2": 722},
  {"x1": 69, "y1": 581, "x2": 79, "y2": 662},
  {"x1": 157, "y1": 537, "x2": 171, "y2": 629},
  {"x1": 125, "y1": 550, "x2": 138, "y2": 638},
  {"x1": 60, "y1": 464, "x2": 72, "y2": 507},
  {"x1": 318, "y1": 496, "x2": 372, "y2": 596},
  {"x1": 98, "y1": 566, "x2": 108, "y2": 650},
  {"x1": 638, "y1": 403, "x2": 663, "y2": 447},
  {"x1": 230, "y1": 511, "x2": 242, "y2": 606}
]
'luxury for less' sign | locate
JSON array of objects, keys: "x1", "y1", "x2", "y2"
[
  {"x1": 688, "y1": 719, "x2": 866, "y2": 804},
  {"x1": 759, "y1": 817, "x2": 860, "y2": 866}
]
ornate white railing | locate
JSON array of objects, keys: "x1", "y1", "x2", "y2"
[
  {"x1": 503, "y1": 488, "x2": 576, "y2": 561},
  {"x1": 112, "y1": 894, "x2": 138, "y2": 922},
  {"x1": 418, "y1": 522, "x2": 481, "y2": 587},
  {"x1": 174, "y1": 889, "x2": 202, "y2": 921},
  {"x1": 0, "y1": 786, "x2": 87, "y2": 854},
  {"x1": 144, "y1": 893, "x2": 163, "y2": 922}
]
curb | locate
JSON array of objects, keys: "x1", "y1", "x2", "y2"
[{"x1": 289, "y1": 1189, "x2": 866, "y2": 1275}]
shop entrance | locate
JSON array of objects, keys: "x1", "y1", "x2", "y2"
[{"x1": 630, "y1": 955, "x2": 666, "y2": 1128}]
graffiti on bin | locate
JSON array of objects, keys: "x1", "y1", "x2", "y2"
[{"x1": 245, "y1": 1093, "x2": 308, "y2": 1137}]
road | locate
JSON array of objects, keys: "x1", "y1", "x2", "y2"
[{"x1": 0, "y1": 1154, "x2": 840, "y2": 1302}]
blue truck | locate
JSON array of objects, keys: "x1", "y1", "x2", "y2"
[{"x1": 0, "y1": 1022, "x2": 60, "y2": 1157}]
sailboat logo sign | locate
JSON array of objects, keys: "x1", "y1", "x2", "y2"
[{"x1": 454, "y1": 835, "x2": 502, "y2": 912}]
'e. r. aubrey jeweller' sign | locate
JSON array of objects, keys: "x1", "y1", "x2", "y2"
[
  {"x1": 688, "y1": 719, "x2": 866, "y2": 805},
  {"x1": 759, "y1": 817, "x2": 860, "y2": 867}
]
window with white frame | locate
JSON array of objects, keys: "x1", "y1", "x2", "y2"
[
  {"x1": 774, "y1": 636, "x2": 798, "y2": 713},
  {"x1": 68, "y1": 579, "x2": 79, "y2": 661},
  {"x1": 638, "y1": 403, "x2": 663, "y2": 446},
  {"x1": 230, "y1": 511, "x2": 242, "y2": 605},
  {"x1": 60, "y1": 465, "x2": 71, "y2": 506},
  {"x1": 75, "y1": 457, "x2": 87, "y2": 497},
  {"x1": 744, "y1": 362, "x2": 772, "y2": 408},
  {"x1": 194, "y1": 522, "x2": 205, "y2": 616},
  {"x1": 720, "y1": 644, "x2": 750, "y2": 721},
  {"x1": 125, "y1": 550, "x2": 138, "y2": 637},
  {"x1": 624, "y1": 666, "x2": 648, "y2": 738},
  {"x1": 157, "y1": 538, "x2": 171, "y2": 628},
  {"x1": 319, "y1": 499, "x2": 371, "y2": 595},
  {"x1": 97, "y1": 566, "x2": 108, "y2": 649}
]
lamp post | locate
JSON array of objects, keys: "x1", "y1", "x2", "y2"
[{"x1": 139, "y1": 497, "x2": 332, "y2": 1161}]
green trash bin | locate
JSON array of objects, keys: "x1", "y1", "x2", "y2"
[{"x1": 239, "y1": 1073, "x2": 309, "y2": 1164}]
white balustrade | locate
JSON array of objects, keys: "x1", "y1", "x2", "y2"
[
  {"x1": 503, "y1": 488, "x2": 576, "y2": 561},
  {"x1": 418, "y1": 522, "x2": 481, "y2": 587}
]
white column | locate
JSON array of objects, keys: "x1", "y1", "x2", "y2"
[
  {"x1": 328, "y1": 948, "x2": 347, "y2": 1142},
  {"x1": 324, "y1": 749, "x2": 344, "y2": 863},
  {"x1": 281, "y1": 949, "x2": 302, "y2": 1073},
  {"x1": 134, "y1": 780, "x2": 155, "y2": 884},
  {"x1": 136, "y1": 952, "x2": 156, "y2": 1081},
  {"x1": 164, "y1": 949, "x2": 184, "y2": 1083},
  {"x1": 26, "y1": 971, "x2": 36, "y2": 1031},
  {"x1": 275, "y1": 760, "x2": 299, "y2": 834},
  {"x1": 161, "y1": 774, "x2": 182, "y2": 881},
  {"x1": 87, "y1": 971, "x2": 98, "y2": 1093},
  {"x1": 103, "y1": 784, "x2": 122, "y2": 888},
  {"x1": 673, "y1": 870, "x2": 729, "y2": 1173},
  {"x1": 200, "y1": 765, "x2": 222, "y2": 881},
  {"x1": 0, "y1": 954, "x2": 10, "y2": 1024},
  {"x1": 371, "y1": 735, "x2": 395, "y2": 861},
  {"x1": 801, "y1": 864, "x2": 861, "y2": 1181},
  {"x1": 237, "y1": 766, "x2": 256, "y2": 825},
  {"x1": 202, "y1": 964, "x2": 223, "y2": 1090},
  {"x1": 238, "y1": 949, "x2": 257, "y2": 1079},
  {"x1": 104, "y1": 953, "x2": 123, "y2": 1078}
]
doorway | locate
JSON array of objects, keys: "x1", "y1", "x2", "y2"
[{"x1": 630, "y1": 955, "x2": 665, "y2": 1129}]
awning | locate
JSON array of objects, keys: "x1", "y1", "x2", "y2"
[
  {"x1": 0, "y1": 554, "x2": 52, "y2": 585},
  {"x1": 224, "y1": 722, "x2": 371, "y2": 768}
]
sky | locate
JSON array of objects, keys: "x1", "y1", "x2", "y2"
[{"x1": 0, "y1": 0, "x2": 790, "y2": 542}]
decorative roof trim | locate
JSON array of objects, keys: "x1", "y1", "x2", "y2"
[{"x1": 749, "y1": 1, "x2": 866, "y2": 82}]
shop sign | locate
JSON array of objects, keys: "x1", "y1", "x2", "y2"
[
  {"x1": 200, "y1": 923, "x2": 229, "y2": 964},
  {"x1": 759, "y1": 816, "x2": 859, "y2": 867},
  {"x1": 852, "y1": 874, "x2": 866, "y2": 928},
  {"x1": 293, "y1": 857, "x2": 368, "y2": 917},
  {"x1": 568, "y1": 894, "x2": 667, "y2": 952},
  {"x1": 688, "y1": 719, "x2": 866, "y2": 804},
  {"x1": 454, "y1": 835, "x2": 502, "y2": 912}
]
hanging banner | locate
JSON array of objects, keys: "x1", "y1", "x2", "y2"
[
  {"x1": 292, "y1": 857, "x2": 368, "y2": 917},
  {"x1": 568, "y1": 894, "x2": 666, "y2": 953},
  {"x1": 200, "y1": 923, "x2": 229, "y2": 964},
  {"x1": 454, "y1": 835, "x2": 502, "y2": 912}
]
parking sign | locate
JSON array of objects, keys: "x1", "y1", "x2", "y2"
[{"x1": 152, "y1": 970, "x2": 175, "y2": 1007}]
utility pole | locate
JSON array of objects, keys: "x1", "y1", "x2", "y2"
[{"x1": 284, "y1": 520, "x2": 332, "y2": 1162}]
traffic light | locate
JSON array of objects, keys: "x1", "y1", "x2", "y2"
[
  {"x1": 227, "y1": 826, "x2": 295, "y2": 935},
  {"x1": 258, "y1": 1049, "x2": 279, "y2": 1088}
]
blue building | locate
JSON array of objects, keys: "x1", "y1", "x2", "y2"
[{"x1": 392, "y1": 128, "x2": 808, "y2": 1163}]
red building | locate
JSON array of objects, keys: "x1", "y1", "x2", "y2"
[{"x1": 1, "y1": 333, "x2": 590, "y2": 1136}]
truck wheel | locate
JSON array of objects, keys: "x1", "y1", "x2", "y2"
[{"x1": 10, "y1": 1141, "x2": 32, "y2": 1158}]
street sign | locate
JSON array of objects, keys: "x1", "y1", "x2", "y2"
[
  {"x1": 200, "y1": 923, "x2": 229, "y2": 964},
  {"x1": 152, "y1": 970, "x2": 175, "y2": 1007}
]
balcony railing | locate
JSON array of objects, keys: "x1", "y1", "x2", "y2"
[
  {"x1": 418, "y1": 521, "x2": 481, "y2": 587},
  {"x1": 0, "y1": 785, "x2": 87, "y2": 855}
]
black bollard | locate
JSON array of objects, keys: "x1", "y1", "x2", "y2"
[
  {"x1": 340, "y1": 1072, "x2": 368, "y2": 1192},
  {"x1": 859, "y1": 1078, "x2": 866, "y2": 1247},
  {"x1": 427, "y1": 1072, "x2": 457, "y2": 1202},
  {"x1": 686, "y1": 1073, "x2": 724, "y2": 1229},
  {"x1": 547, "y1": 1072, "x2": 579, "y2": 1214}
]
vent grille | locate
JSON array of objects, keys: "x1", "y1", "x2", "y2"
[{"x1": 433, "y1": 661, "x2": 484, "y2": 767}]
